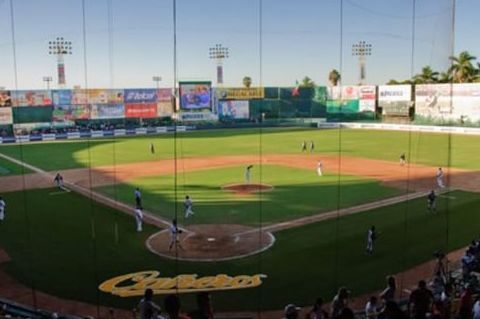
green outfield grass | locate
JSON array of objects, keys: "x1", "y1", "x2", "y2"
[
  {"x1": 0, "y1": 157, "x2": 31, "y2": 176},
  {"x1": 96, "y1": 165, "x2": 401, "y2": 225},
  {"x1": 0, "y1": 128, "x2": 478, "y2": 173},
  {"x1": 0, "y1": 188, "x2": 479, "y2": 311}
]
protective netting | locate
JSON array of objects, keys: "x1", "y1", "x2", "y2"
[{"x1": 0, "y1": 0, "x2": 473, "y2": 318}]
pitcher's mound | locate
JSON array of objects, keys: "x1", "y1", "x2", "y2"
[
  {"x1": 146, "y1": 224, "x2": 275, "y2": 262},
  {"x1": 222, "y1": 183, "x2": 273, "y2": 194}
]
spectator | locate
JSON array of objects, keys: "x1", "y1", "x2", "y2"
[
  {"x1": 337, "y1": 308, "x2": 354, "y2": 319},
  {"x1": 457, "y1": 284, "x2": 473, "y2": 319},
  {"x1": 440, "y1": 283, "x2": 453, "y2": 319},
  {"x1": 189, "y1": 292, "x2": 213, "y2": 319},
  {"x1": 473, "y1": 296, "x2": 480, "y2": 319},
  {"x1": 382, "y1": 301, "x2": 407, "y2": 319},
  {"x1": 430, "y1": 300, "x2": 445, "y2": 319},
  {"x1": 408, "y1": 280, "x2": 433, "y2": 319},
  {"x1": 331, "y1": 287, "x2": 349, "y2": 319},
  {"x1": 365, "y1": 296, "x2": 378, "y2": 319},
  {"x1": 306, "y1": 297, "x2": 329, "y2": 319},
  {"x1": 379, "y1": 276, "x2": 396, "y2": 305},
  {"x1": 138, "y1": 288, "x2": 162, "y2": 319},
  {"x1": 164, "y1": 294, "x2": 190, "y2": 319},
  {"x1": 284, "y1": 304, "x2": 301, "y2": 319},
  {"x1": 461, "y1": 249, "x2": 475, "y2": 277}
]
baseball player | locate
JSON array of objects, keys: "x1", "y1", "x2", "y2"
[
  {"x1": 150, "y1": 142, "x2": 155, "y2": 154},
  {"x1": 309, "y1": 140, "x2": 315, "y2": 153},
  {"x1": 168, "y1": 218, "x2": 183, "y2": 251},
  {"x1": 436, "y1": 167, "x2": 445, "y2": 188},
  {"x1": 53, "y1": 173, "x2": 64, "y2": 189},
  {"x1": 366, "y1": 225, "x2": 377, "y2": 255},
  {"x1": 184, "y1": 195, "x2": 194, "y2": 218},
  {"x1": 134, "y1": 206, "x2": 144, "y2": 232},
  {"x1": 301, "y1": 141, "x2": 307, "y2": 152},
  {"x1": 427, "y1": 190, "x2": 437, "y2": 213},
  {"x1": 0, "y1": 196, "x2": 5, "y2": 221},
  {"x1": 399, "y1": 153, "x2": 406, "y2": 166},
  {"x1": 245, "y1": 165, "x2": 253, "y2": 184},
  {"x1": 317, "y1": 160, "x2": 323, "y2": 176},
  {"x1": 134, "y1": 188, "x2": 142, "y2": 207}
]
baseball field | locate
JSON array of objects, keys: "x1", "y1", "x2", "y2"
[{"x1": 0, "y1": 127, "x2": 480, "y2": 313}]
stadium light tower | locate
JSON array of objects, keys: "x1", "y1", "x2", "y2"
[
  {"x1": 48, "y1": 37, "x2": 72, "y2": 88},
  {"x1": 152, "y1": 76, "x2": 162, "y2": 90},
  {"x1": 352, "y1": 41, "x2": 372, "y2": 85},
  {"x1": 43, "y1": 76, "x2": 53, "y2": 91},
  {"x1": 209, "y1": 44, "x2": 229, "y2": 85}
]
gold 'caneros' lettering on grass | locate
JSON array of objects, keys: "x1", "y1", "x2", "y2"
[{"x1": 99, "y1": 271, "x2": 267, "y2": 297}]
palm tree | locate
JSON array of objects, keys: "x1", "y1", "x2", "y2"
[
  {"x1": 242, "y1": 76, "x2": 252, "y2": 88},
  {"x1": 299, "y1": 76, "x2": 315, "y2": 88},
  {"x1": 438, "y1": 71, "x2": 452, "y2": 83},
  {"x1": 449, "y1": 51, "x2": 477, "y2": 83},
  {"x1": 328, "y1": 69, "x2": 341, "y2": 86},
  {"x1": 412, "y1": 66, "x2": 439, "y2": 84}
]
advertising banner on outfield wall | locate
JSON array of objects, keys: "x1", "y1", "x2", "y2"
[
  {"x1": 0, "y1": 107, "x2": 13, "y2": 124},
  {"x1": 157, "y1": 101, "x2": 173, "y2": 117},
  {"x1": 378, "y1": 85, "x2": 412, "y2": 116},
  {"x1": 415, "y1": 84, "x2": 480, "y2": 122},
  {"x1": 179, "y1": 82, "x2": 211, "y2": 110},
  {"x1": 87, "y1": 89, "x2": 109, "y2": 104},
  {"x1": 176, "y1": 111, "x2": 218, "y2": 122},
  {"x1": 358, "y1": 85, "x2": 376, "y2": 112},
  {"x1": 125, "y1": 103, "x2": 157, "y2": 118},
  {"x1": 53, "y1": 105, "x2": 90, "y2": 121},
  {"x1": 12, "y1": 90, "x2": 52, "y2": 106},
  {"x1": 108, "y1": 90, "x2": 125, "y2": 104},
  {"x1": 72, "y1": 89, "x2": 88, "y2": 104},
  {"x1": 124, "y1": 89, "x2": 157, "y2": 103},
  {"x1": 52, "y1": 90, "x2": 72, "y2": 106},
  {"x1": 326, "y1": 86, "x2": 359, "y2": 113},
  {"x1": 90, "y1": 104, "x2": 125, "y2": 119},
  {"x1": 157, "y1": 88, "x2": 172, "y2": 102},
  {"x1": 0, "y1": 90, "x2": 12, "y2": 107},
  {"x1": 215, "y1": 87, "x2": 264, "y2": 100},
  {"x1": 218, "y1": 100, "x2": 250, "y2": 119}
]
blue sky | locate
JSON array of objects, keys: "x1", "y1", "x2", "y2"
[{"x1": 0, "y1": 0, "x2": 477, "y2": 89}]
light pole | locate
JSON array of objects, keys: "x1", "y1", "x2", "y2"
[
  {"x1": 152, "y1": 76, "x2": 162, "y2": 90},
  {"x1": 352, "y1": 41, "x2": 372, "y2": 85},
  {"x1": 48, "y1": 37, "x2": 72, "y2": 88},
  {"x1": 43, "y1": 76, "x2": 53, "y2": 91},
  {"x1": 209, "y1": 44, "x2": 229, "y2": 85}
]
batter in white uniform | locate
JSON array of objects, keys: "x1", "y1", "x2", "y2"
[
  {"x1": 0, "y1": 196, "x2": 5, "y2": 221},
  {"x1": 134, "y1": 207, "x2": 143, "y2": 232},
  {"x1": 436, "y1": 167, "x2": 445, "y2": 188}
]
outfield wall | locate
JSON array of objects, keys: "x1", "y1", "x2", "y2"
[{"x1": 318, "y1": 122, "x2": 480, "y2": 135}]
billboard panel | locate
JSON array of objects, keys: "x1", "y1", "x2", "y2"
[
  {"x1": 326, "y1": 86, "x2": 359, "y2": 113},
  {"x1": 358, "y1": 85, "x2": 376, "y2": 112},
  {"x1": 215, "y1": 87, "x2": 264, "y2": 100},
  {"x1": 157, "y1": 102, "x2": 173, "y2": 117},
  {"x1": 378, "y1": 85, "x2": 412, "y2": 116},
  {"x1": 179, "y1": 82, "x2": 211, "y2": 110},
  {"x1": 108, "y1": 90, "x2": 125, "y2": 104},
  {"x1": 72, "y1": 89, "x2": 88, "y2": 104},
  {"x1": 90, "y1": 104, "x2": 125, "y2": 119},
  {"x1": 13, "y1": 106, "x2": 53, "y2": 123},
  {"x1": 125, "y1": 103, "x2": 157, "y2": 118},
  {"x1": 0, "y1": 107, "x2": 13, "y2": 124},
  {"x1": 12, "y1": 90, "x2": 52, "y2": 106},
  {"x1": 124, "y1": 89, "x2": 157, "y2": 103},
  {"x1": 218, "y1": 100, "x2": 249, "y2": 119},
  {"x1": 52, "y1": 90, "x2": 72, "y2": 106},
  {"x1": 0, "y1": 90, "x2": 12, "y2": 107},
  {"x1": 53, "y1": 105, "x2": 90, "y2": 121},
  {"x1": 415, "y1": 84, "x2": 480, "y2": 121},
  {"x1": 87, "y1": 89, "x2": 109, "y2": 104},
  {"x1": 157, "y1": 89, "x2": 172, "y2": 102}
]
